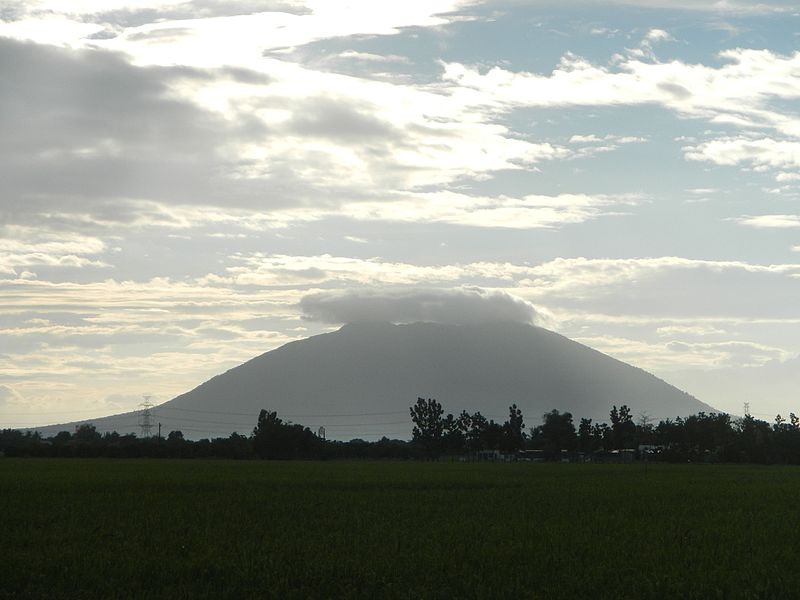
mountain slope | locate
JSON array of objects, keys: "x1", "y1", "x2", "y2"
[{"x1": 31, "y1": 321, "x2": 717, "y2": 439}]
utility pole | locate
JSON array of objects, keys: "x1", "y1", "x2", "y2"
[{"x1": 158, "y1": 422, "x2": 162, "y2": 440}]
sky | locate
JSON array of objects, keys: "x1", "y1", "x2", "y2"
[{"x1": 1, "y1": 0, "x2": 799, "y2": 432}]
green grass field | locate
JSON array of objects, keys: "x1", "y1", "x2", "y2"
[{"x1": 1, "y1": 459, "x2": 798, "y2": 599}]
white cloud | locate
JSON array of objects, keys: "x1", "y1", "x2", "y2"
[
  {"x1": 684, "y1": 138, "x2": 800, "y2": 170},
  {"x1": 275, "y1": 191, "x2": 640, "y2": 229},
  {"x1": 0, "y1": 13, "x2": 105, "y2": 46},
  {"x1": 92, "y1": 1, "x2": 470, "y2": 68},
  {"x1": 736, "y1": 215, "x2": 800, "y2": 228},
  {"x1": 573, "y1": 335, "x2": 792, "y2": 371},
  {"x1": 567, "y1": 133, "x2": 648, "y2": 159},
  {"x1": 299, "y1": 287, "x2": 539, "y2": 325},
  {"x1": 343, "y1": 236, "x2": 368, "y2": 244},
  {"x1": 2, "y1": 1, "x2": 469, "y2": 57},
  {"x1": 656, "y1": 325, "x2": 727, "y2": 336},
  {"x1": 0, "y1": 385, "x2": 24, "y2": 407},
  {"x1": 629, "y1": 28, "x2": 675, "y2": 60},
  {"x1": 516, "y1": 256, "x2": 800, "y2": 296},
  {"x1": 225, "y1": 253, "x2": 472, "y2": 286},
  {"x1": 443, "y1": 48, "x2": 800, "y2": 140},
  {"x1": 569, "y1": 134, "x2": 603, "y2": 143},
  {"x1": 336, "y1": 50, "x2": 411, "y2": 63},
  {"x1": 686, "y1": 187, "x2": 719, "y2": 194},
  {"x1": 5, "y1": 253, "x2": 793, "y2": 341},
  {"x1": 645, "y1": 28, "x2": 673, "y2": 42},
  {"x1": 589, "y1": 27, "x2": 619, "y2": 36},
  {"x1": 26, "y1": 0, "x2": 188, "y2": 13},
  {"x1": 665, "y1": 339, "x2": 792, "y2": 367},
  {"x1": 203, "y1": 62, "x2": 567, "y2": 191},
  {"x1": 213, "y1": 253, "x2": 800, "y2": 329},
  {"x1": 569, "y1": 133, "x2": 646, "y2": 145},
  {"x1": 0, "y1": 229, "x2": 109, "y2": 275}
]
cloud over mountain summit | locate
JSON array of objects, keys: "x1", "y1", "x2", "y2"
[{"x1": 299, "y1": 288, "x2": 539, "y2": 325}]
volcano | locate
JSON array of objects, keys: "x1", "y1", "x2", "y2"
[{"x1": 31, "y1": 321, "x2": 717, "y2": 440}]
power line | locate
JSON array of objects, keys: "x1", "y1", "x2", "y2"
[
  {"x1": 9, "y1": 403, "x2": 770, "y2": 433},
  {"x1": 6, "y1": 402, "x2": 742, "y2": 422},
  {"x1": 13, "y1": 421, "x2": 410, "y2": 438},
  {"x1": 157, "y1": 407, "x2": 412, "y2": 418}
]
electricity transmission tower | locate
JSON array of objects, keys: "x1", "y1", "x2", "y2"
[
  {"x1": 139, "y1": 396, "x2": 155, "y2": 438},
  {"x1": 744, "y1": 402, "x2": 751, "y2": 418}
]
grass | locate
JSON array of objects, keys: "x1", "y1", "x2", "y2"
[{"x1": 1, "y1": 459, "x2": 799, "y2": 599}]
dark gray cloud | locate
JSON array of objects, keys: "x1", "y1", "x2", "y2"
[
  {"x1": 0, "y1": 38, "x2": 283, "y2": 229},
  {"x1": 299, "y1": 288, "x2": 539, "y2": 325},
  {"x1": 658, "y1": 82, "x2": 692, "y2": 100},
  {"x1": 284, "y1": 97, "x2": 398, "y2": 143},
  {"x1": 125, "y1": 26, "x2": 196, "y2": 43},
  {"x1": 0, "y1": 37, "x2": 427, "y2": 233}
]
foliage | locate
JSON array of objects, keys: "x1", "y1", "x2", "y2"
[
  {"x1": 4, "y1": 402, "x2": 800, "y2": 464},
  {"x1": 501, "y1": 403, "x2": 526, "y2": 452},
  {"x1": 409, "y1": 397, "x2": 444, "y2": 457},
  {"x1": 530, "y1": 409, "x2": 577, "y2": 459}
]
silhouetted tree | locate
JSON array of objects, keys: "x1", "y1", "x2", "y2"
[
  {"x1": 733, "y1": 415, "x2": 773, "y2": 463},
  {"x1": 610, "y1": 405, "x2": 636, "y2": 449},
  {"x1": 501, "y1": 404, "x2": 526, "y2": 452},
  {"x1": 463, "y1": 411, "x2": 488, "y2": 453},
  {"x1": 442, "y1": 413, "x2": 465, "y2": 454},
  {"x1": 410, "y1": 397, "x2": 444, "y2": 457},
  {"x1": 74, "y1": 424, "x2": 101, "y2": 442},
  {"x1": 533, "y1": 410, "x2": 577, "y2": 460},
  {"x1": 253, "y1": 409, "x2": 282, "y2": 456},
  {"x1": 577, "y1": 418, "x2": 595, "y2": 452},
  {"x1": 481, "y1": 419, "x2": 505, "y2": 451},
  {"x1": 253, "y1": 409, "x2": 318, "y2": 459},
  {"x1": 592, "y1": 422, "x2": 612, "y2": 450}
]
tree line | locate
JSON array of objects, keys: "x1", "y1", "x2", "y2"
[
  {"x1": 0, "y1": 411, "x2": 414, "y2": 460},
  {"x1": 3, "y1": 401, "x2": 800, "y2": 464},
  {"x1": 409, "y1": 398, "x2": 800, "y2": 464}
]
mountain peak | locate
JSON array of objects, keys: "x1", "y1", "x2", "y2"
[{"x1": 30, "y1": 321, "x2": 716, "y2": 440}]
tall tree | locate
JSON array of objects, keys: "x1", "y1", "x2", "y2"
[
  {"x1": 577, "y1": 418, "x2": 594, "y2": 452},
  {"x1": 409, "y1": 397, "x2": 444, "y2": 457},
  {"x1": 502, "y1": 404, "x2": 526, "y2": 452},
  {"x1": 610, "y1": 404, "x2": 636, "y2": 449},
  {"x1": 537, "y1": 409, "x2": 577, "y2": 460},
  {"x1": 442, "y1": 413, "x2": 465, "y2": 454},
  {"x1": 456, "y1": 410, "x2": 488, "y2": 453},
  {"x1": 252, "y1": 409, "x2": 284, "y2": 458}
]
